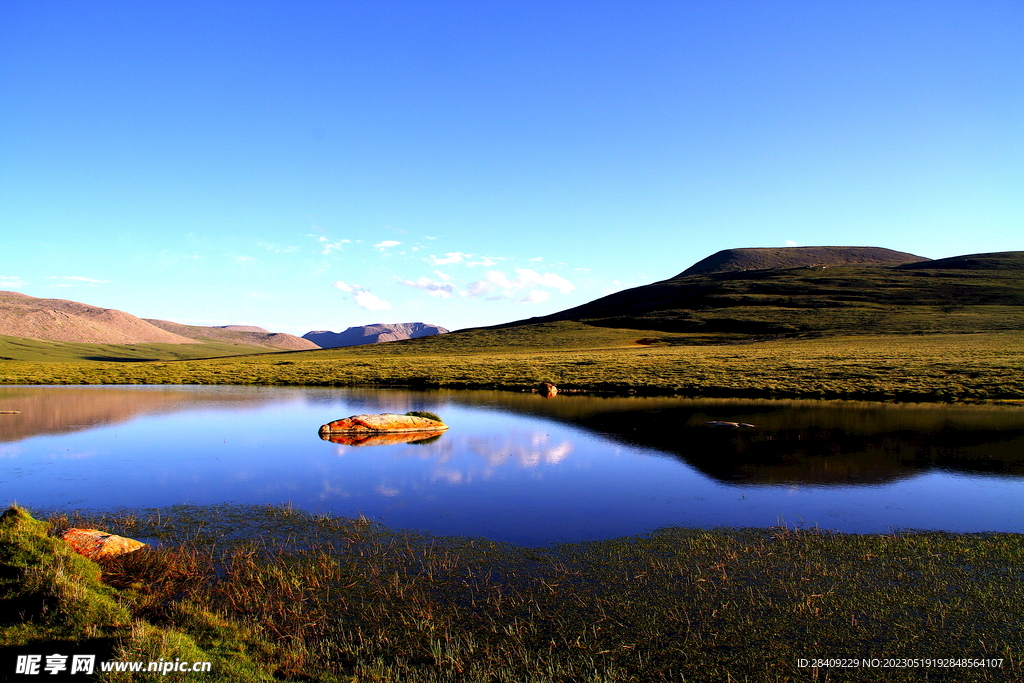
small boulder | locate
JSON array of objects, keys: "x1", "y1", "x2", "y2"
[
  {"x1": 537, "y1": 382, "x2": 558, "y2": 397},
  {"x1": 319, "y1": 413, "x2": 448, "y2": 436},
  {"x1": 57, "y1": 528, "x2": 146, "y2": 560}
]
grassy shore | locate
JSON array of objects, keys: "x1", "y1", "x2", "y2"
[
  {"x1": 2, "y1": 504, "x2": 1020, "y2": 682},
  {"x1": 2, "y1": 325, "x2": 1022, "y2": 403}
]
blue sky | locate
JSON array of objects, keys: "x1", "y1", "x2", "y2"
[{"x1": 2, "y1": 1, "x2": 1021, "y2": 334}]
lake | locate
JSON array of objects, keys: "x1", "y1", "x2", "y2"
[{"x1": 2, "y1": 385, "x2": 1022, "y2": 545}]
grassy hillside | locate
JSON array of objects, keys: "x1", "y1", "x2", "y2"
[
  {"x1": 678, "y1": 245, "x2": 928, "y2": 276},
  {"x1": 515, "y1": 250, "x2": 1024, "y2": 336},
  {"x1": 0, "y1": 334, "x2": 279, "y2": 362}
]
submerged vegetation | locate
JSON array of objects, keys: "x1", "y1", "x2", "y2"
[
  {"x1": 1, "y1": 325, "x2": 1022, "y2": 403},
  {"x1": 2, "y1": 504, "x2": 1020, "y2": 681}
]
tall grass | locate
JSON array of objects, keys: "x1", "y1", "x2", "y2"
[{"x1": 11, "y1": 504, "x2": 1015, "y2": 682}]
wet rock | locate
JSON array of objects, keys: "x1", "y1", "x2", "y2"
[
  {"x1": 538, "y1": 383, "x2": 558, "y2": 397},
  {"x1": 57, "y1": 528, "x2": 146, "y2": 560}
]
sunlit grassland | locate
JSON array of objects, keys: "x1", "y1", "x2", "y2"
[
  {"x1": 5, "y1": 504, "x2": 1020, "y2": 682},
  {"x1": 0, "y1": 334, "x2": 276, "y2": 363},
  {"x1": 2, "y1": 323, "x2": 1022, "y2": 402}
]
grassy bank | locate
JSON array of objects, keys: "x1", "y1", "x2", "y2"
[
  {"x1": 2, "y1": 325, "x2": 1023, "y2": 402},
  {"x1": 3, "y1": 505, "x2": 1021, "y2": 682}
]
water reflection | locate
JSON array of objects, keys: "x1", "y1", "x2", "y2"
[
  {"x1": 321, "y1": 431, "x2": 445, "y2": 447},
  {"x1": 2, "y1": 386, "x2": 1024, "y2": 542},
  {"x1": 566, "y1": 402, "x2": 1024, "y2": 485}
]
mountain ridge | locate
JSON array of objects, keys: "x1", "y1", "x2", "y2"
[
  {"x1": 0, "y1": 291, "x2": 316, "y2": 351},
  {"x1": 303, "y1": 323, "x2": 449, "y2": 348},
  {"x1": 677, "y1": 246, "x2": 929, "y2": 277}
]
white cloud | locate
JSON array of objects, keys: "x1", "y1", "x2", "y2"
[
  {"x1": 333, "y1": 281, "x2": 392, "y2": 311},
  {"x1": 0, "y1": 276, "x2": 28, "y2": 288},
  {"x1": 395, "y1": 275, "x2": 458, "y2": 298},
  {"x1": 235, "y1": 256, "x2": 257, "y2": 263},
  {"x1": 785, "y1": 240, "x2": 800, "y2": 247},
  {"x1": 308, "y1": 233, "x2": 350, "y2": 255},
  {"x1": 518, "y1": 290, "x2": 550, "y2": 304},
  {"x1": 429, "y1": 252, "x2": 468, "y2": 265},
  {"x1": 466, "y1": 268, "x2": 575, "y2": 302},
  {"x1": 467, "y1": 256, "x2": 502, "y2": 267},
  {"x1": 374, "y1": 240, "x2": 402, "y2": 249},
  {"x1": 354, "y1": 290, "x2": 392, "y2": 310},
  {"x1": 516, "y1": 269, "x2": 575, "y2": 293},
  {"x1": 321, "y1": 241, "x2": 350, "y2": 255}
]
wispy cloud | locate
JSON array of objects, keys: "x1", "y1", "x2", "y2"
[
  {"x1": 308, "y1": 233, "x2": 351, "y2": 255},
  {"x1": 466, "y1": 269, "x2": 575, "y2": 303},
  {"x1": 467, "y1": 256, "x2": 503, "y2": 267},
  {"x1": 259, "y1": 242, "x2": 299, "y2": 253},
  {"x1": 429, "y1": 252, "x2": 468, "y2": 266},
  {"x1": 333, "y1": 281, "x2": 392, "y2": 311},
  {"x1": 0, "y1": 276, "x2": 28, "y2": 288},
  {"x1": 374, "y1": 240, "x2": 402, "y2": 249},
  {"x1": 43, "y1": 275, "x2": 111, "y2": 283},
  {"x1": 395, "y1": 271, "x2": 458, "y2": 298}
]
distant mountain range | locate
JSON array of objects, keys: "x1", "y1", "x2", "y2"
[
  {"x1": 303, "y1": 323, "x2": 450, "y2": 348},
  {"x1": 0, "y1": 291, "x2": 451, "y2": 353},
  {"x1": 0, "y1": 291, "x2": 317, "y2": 351}
]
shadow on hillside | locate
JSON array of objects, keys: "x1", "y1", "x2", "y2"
[{"x1": 81, "y1": 356, "x2": 158, "y2": 362}]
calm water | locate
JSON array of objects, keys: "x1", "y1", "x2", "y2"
[{"x1": 2, "y1": 385, "x2": 1023, "y2": 545}]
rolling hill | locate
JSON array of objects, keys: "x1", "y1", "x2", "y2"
[
  {"x1": 500, "y1": 247, "x2": 1024, "y2": 338},
  {"x1": 0, "y1": 291, "x2": 317, "y2": 361}
]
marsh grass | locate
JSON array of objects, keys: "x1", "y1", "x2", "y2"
[
  {"x1": 2, "y1": 327, "x2": 1022, "y2": 403},
  {"x1": 9, "y1": 504, "x2": 1014, "y2": 682}
]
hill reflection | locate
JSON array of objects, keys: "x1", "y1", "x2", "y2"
[
  {"x1": 0, "y1": 386, "x2": 281, "y2": 444},
  {"x1": 399, "y1": 391, "x2": 1024, "y2": 487}
]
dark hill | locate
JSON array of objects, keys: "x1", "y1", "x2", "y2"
[
  {"x1": 504, "y1": 248, "x2": 1024, "y2": 338},
  {"x1": 898, "y1": 251, "x2": 1024, "y2": 272},
  {"x1": 678, "y1": 246, "x2": 928, "y2": 276}
]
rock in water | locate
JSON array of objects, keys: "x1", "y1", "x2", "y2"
[
  {"x1": 319, "y1": 413, "x2": 449, "y2": 437},
  {"x1": 58, "y1": 528, "x2": 146, "y2": 560},
  {"x1": 537, "y1": 382, "x2": 558, "y2": 397}
]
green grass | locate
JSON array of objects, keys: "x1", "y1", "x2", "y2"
[
  {"x1": 4, "y1": 504, "x2": 1019, "y2": 682},
  {"x1": 2, "y1": 326, "x2": 1022, "y2": 403},
  {"x1": 0, "y1": 334, "x2": 279, "y2": 363}
]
